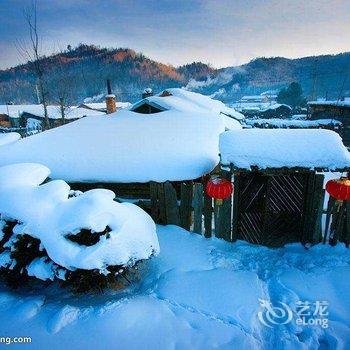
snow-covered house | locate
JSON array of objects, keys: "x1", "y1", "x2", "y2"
[
  {"x1": 308, "y1": 99, "x2": 350, "y2": 146},
  {"x1": 220, "y1": 129, "x2": 350, "y2": 247},
  {"x1": 20, "y1": 105, "x2": 106, "y2": 129},
  {"x1": 0, "y1": 104, "x2": 106, "y2": 133},
  {"x1": 0, "y1": 95, "x2": 242, "y2": 226},
  {"x1": 129, "y1": 88, "x2": 244, "y2": 128}
]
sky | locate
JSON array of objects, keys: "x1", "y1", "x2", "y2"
[{"x1": 0, "y1": 0, "x2": 350, "y2": 70}]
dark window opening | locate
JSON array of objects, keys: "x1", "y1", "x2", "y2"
[{"x1": 132, "y1": 103, "x2": 164, "y2": 114}]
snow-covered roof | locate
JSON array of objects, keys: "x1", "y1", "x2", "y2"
[
  {"x1": 130, "y1": 88, "x2": 245, "y2": 121},
  {"x1": 0, "y1": 132, "x2": 21, "y2": 146},
  {"x1": 245, "y1": 118, "x2": 342, "y2": 129},
  {"x1": 79, "y1": 102, "x2": 131, "y2": 111},
  {"x1": 308, "y1": 100, "x2": 350, "y2": 108},
  {"x1": 0, "y1": 104, "x2": 105, "y2": 120},
  {"x1": 240, "y1": 95, "x2": 267, "y2": 101},
  {"x1": 260, "y1": 103, "x2": 292, "y2": 111},
  {"x1": 232, "y1": 102, "x2": 270, "y2": 112},
  {"x1": 220, "y1": 129, "x2": 350, "y2": 171},
  {"x1": 0, "y1": 109, "x2": 226, "y2": 183}
]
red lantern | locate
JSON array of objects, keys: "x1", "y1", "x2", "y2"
[
  {"x1": 206, "y1": 176, "x2": 233, "y2": 205},
  {"x1": 325, "y1": 178, "x2": 350, "y2": 202}
]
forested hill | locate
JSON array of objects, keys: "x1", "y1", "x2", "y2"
[
  {"x1": 0, "y1": 44, "x2": 349, "y2": 104},
  {"x1": 187, "y1": 52, "x2": 350, "y2": 103},
  {"x1": 0, "y1": 44, "x2": 214, "y2": 104}
]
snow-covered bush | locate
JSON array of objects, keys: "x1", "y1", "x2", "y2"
[{"x1": 0, "y1": 163, "x2": 159, "y2": 292}]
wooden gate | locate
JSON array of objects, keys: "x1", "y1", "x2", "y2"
[{"x1": 233, "y1": 172, "x2": 323, "y2": 247}]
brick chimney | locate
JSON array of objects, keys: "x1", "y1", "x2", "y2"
[{"x1": 106, "y1": 79, "x2": 116, "y2": 114}]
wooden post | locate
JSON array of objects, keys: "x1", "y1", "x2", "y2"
[
  {"x1": 330, "y1": 202, "x2": 345, "y2": 246},
  {"x1": 312, "y1": 175, "x2": 325, "y2": 243},
  {"x1": 179, "y1": 182, "x2": 193, "y2": 230},
  {"x1": 302, "y1": 173, "x2": 316, "y2": 244},
  {"x1": 193, "y1": 183, "x2": 203, "y2": 234},
  {"x1": 344, "y1": 201, "x2": 350, "y2": 247},
  {"x1": 203, "y1": 193, "x2": 212, "y2": 238},
  {"x1": 164, "y1": 181, "x2": 180, "y2": 225},
  {"x1": 202, "y1": 176, "x2": 212, "y2": 238},
  {"x1": 231, "y1": 173, "x2": 240, "y2": 242},
  {"x1": 323, "y1": 196, "x2": 335, "y2": 244},
  {"x1": 157, "y1": 183, "x2": 166, "y2": 225},
  {"x1": 150, "y1": 181, "x2": 159, "y2": 222},
  {"x1": 215, "y1": 171, "x2": 232, "y2": 241}
]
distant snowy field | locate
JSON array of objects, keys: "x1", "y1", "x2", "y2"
[{"x1": 1, "y1": 226, "x2": 349, "y2": 349}]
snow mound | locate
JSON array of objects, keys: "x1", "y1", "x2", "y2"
[
  {"x1": 220, "y1": 129, "x2": 350, "y2": 171},
  {"x1": 0, "y1": 110, "x2": 224, "y2": 183},
  {"x1": 0, "y1": 133, "x2": 20, "y2": 146},
  {"x1": 0, "y1": 163, "x2": 159, "y2": 272}
]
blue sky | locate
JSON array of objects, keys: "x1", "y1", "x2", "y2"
[{"x1": 0, "y1": 0, "x2": 350, "y2": 69}]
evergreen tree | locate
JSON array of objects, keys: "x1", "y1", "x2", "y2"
[{"x1": 277, "y1": 82, "x2": 307, "y2": 109}]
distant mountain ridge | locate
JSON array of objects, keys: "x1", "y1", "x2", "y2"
[
  {"x1": 187, "y1": 52, "x2": 350, "y2": 104},
  {"x1": 0, "y1": 44, "x2": 349, "y2": 105}
]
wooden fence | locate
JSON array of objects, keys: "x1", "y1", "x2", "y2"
[
  {"x1": 146, "y1": 176, "x2": 350, "y2": 248},
  {"x1": 71, "y1": 176, "x2": 350, "y2": 248}
]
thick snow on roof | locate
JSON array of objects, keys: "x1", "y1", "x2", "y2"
[
  {"x1": 245, "y1": 118, "x2": 342, "y2": 128},
  {"x1": 131, "y1": 88, "x2": 245, "y2": 121},
  {"x1": 79, "y1": 102, "x2": 131, "y2": 110},
  {"x1": 0, "y1": 132, "x2": 21, "y2": 146},
  {"x1": 0, "y1": 109, "x2": 225, "y2": 183},
  {"x1": 309, "y1": 100, "x2": 350, "y2": 108},
  {"x1": 220, "y1": 129, "x2": 350, "y2": 171},
  {"x1": 0, "y1": 104, "x2": 105, "y2": 119},
  {"x1": 261, "y1": 103, "x2": 292, "y2": 111},
  {"x1": 0, "y1": 163, "x2": 159, "y2": 270}
]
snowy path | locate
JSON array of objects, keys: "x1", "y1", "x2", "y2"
[{"x1": 0, "y1": 225, "x2": 350, "y2": 349}]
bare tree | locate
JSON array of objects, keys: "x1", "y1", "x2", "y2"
[
  {"x1": 49, "y1": 53, "x2": 76, "y2": 125},
  {"x1": 16, "y1": 0, "x2": 50, "y2": 129}
]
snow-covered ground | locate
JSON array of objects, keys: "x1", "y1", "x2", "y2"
[
  {"x1": 0, "y1": 132, "x2": 20, "y2": 146},
  {"x1": 1, "y1": 225, "x2": 349, "y2": 349}
]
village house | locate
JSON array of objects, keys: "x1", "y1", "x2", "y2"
[
  {"x1": 1, "y1": 89, "x2": 349, "y2": 248},
  {"x1": 129, "y1": 88, "x2": 245, "y2": 124},
  {"x1": 220, "y1": 129, "x2": 350, "y2": 246},
  {"x1": 0, "y1": 89, "x2": 243, "y2": 235},
  {"x1": 0, "y1": 104, "x2": 107, "y2": 134},
  {"x1": 308, "y1": 99, "x2": 350, "y2": 146}
]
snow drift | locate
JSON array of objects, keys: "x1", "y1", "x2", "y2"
[{"x1": 0, "y1": 163, "x2": 159, "y2": 288}]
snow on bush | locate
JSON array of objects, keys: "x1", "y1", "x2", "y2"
[{"x1": 0, "y1": 163, "x2": 159, "y2": 292}]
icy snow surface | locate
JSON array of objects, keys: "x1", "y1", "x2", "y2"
[
  {"x1": 0, "y1": 132, "x2": 20, "y2": 146},
  {"x1": 0, "y1": 163, "x2": 159, "y2": 270},
  {"x1": 0, "y1": 109, "x2": 225, "y2": 183},
  {"x1": 0, "y1": 225, "x2": 349, "y2": 349},
  {"x1": 220, "y1": 129, "x2": 350, "y2": 170}
]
